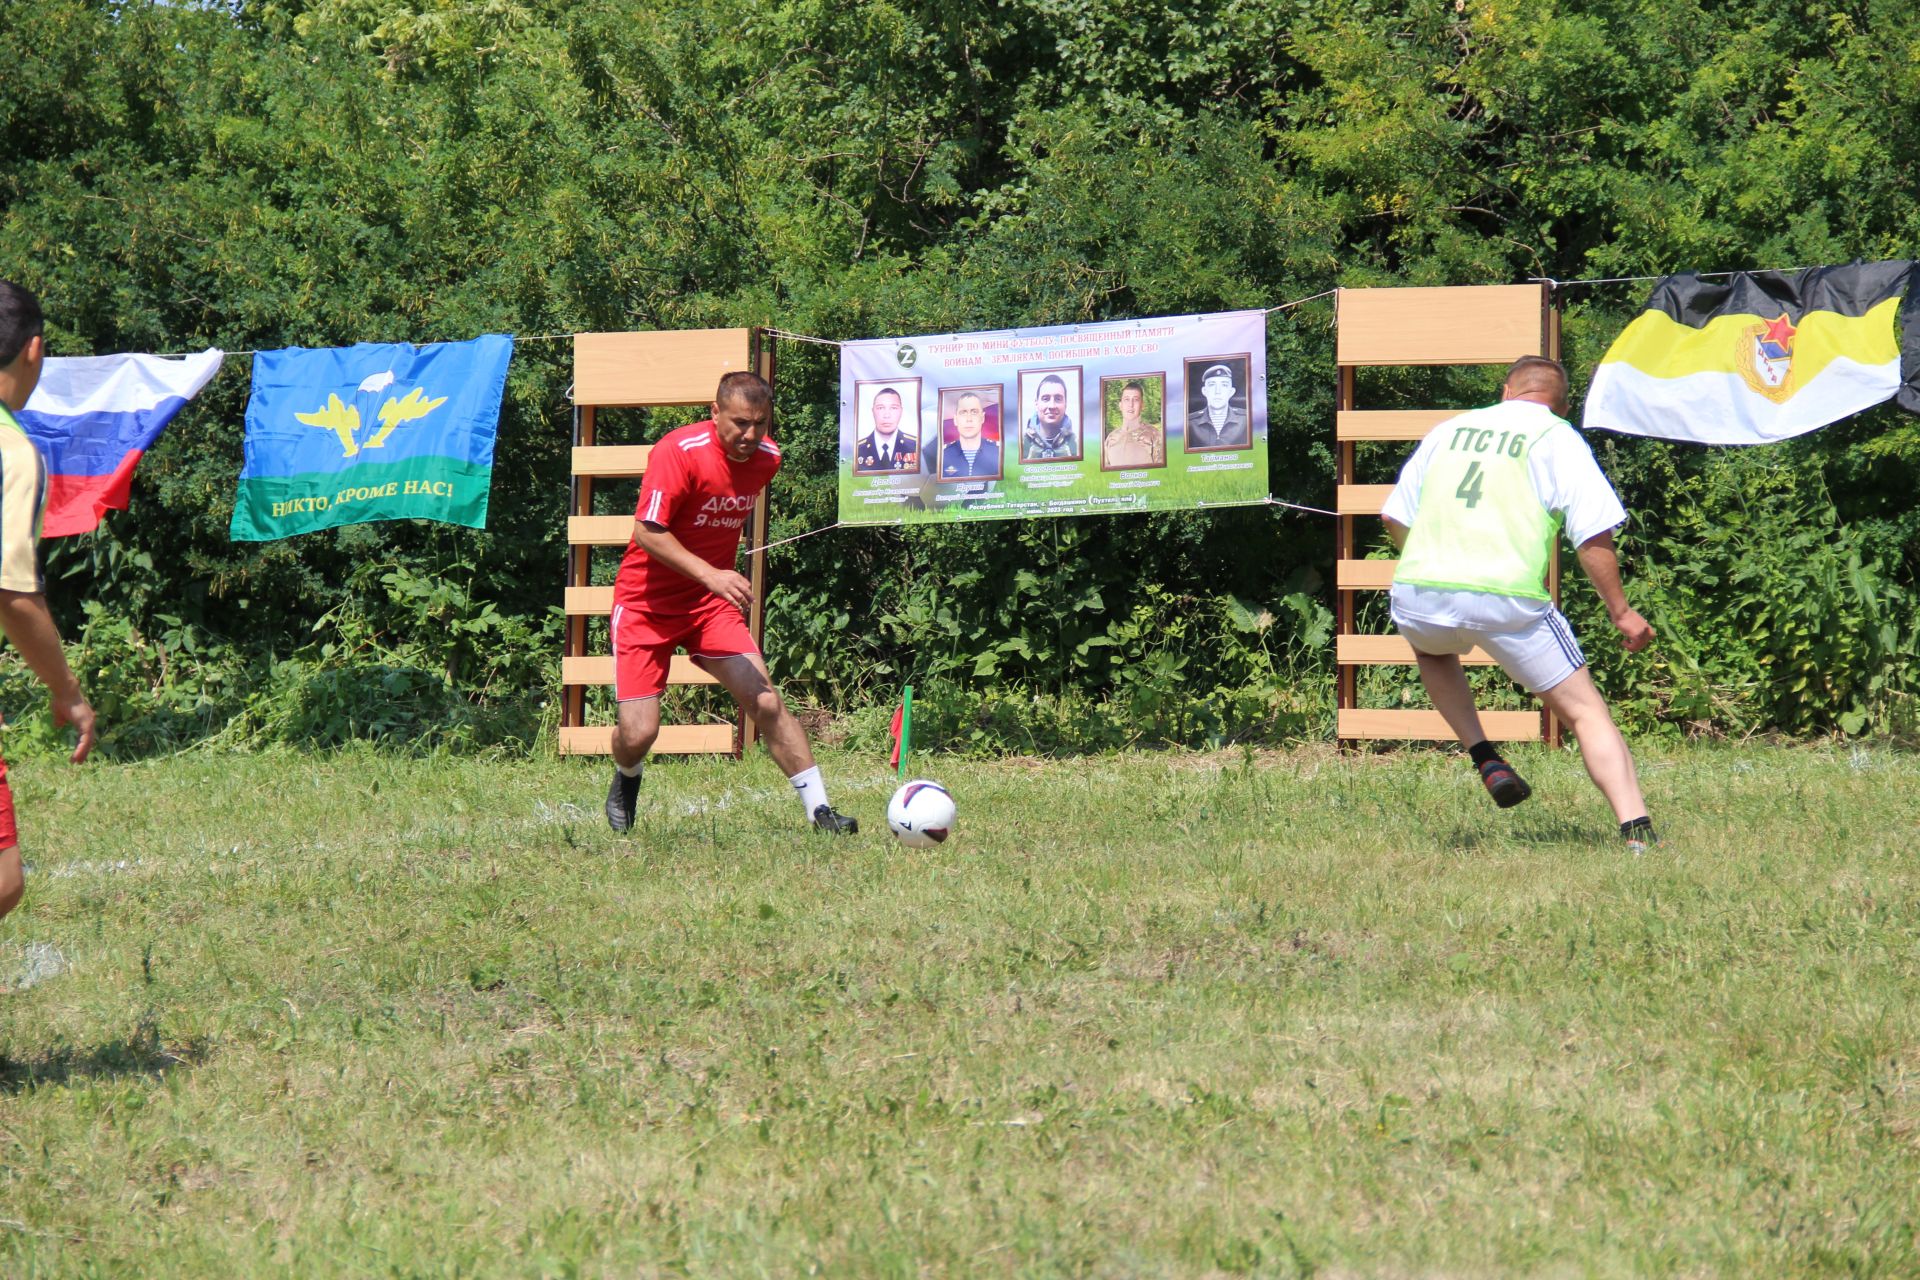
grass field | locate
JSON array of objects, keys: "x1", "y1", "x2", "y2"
[{"x1": 2, "y1": 741, "x2": 1917, "y2": 1277}]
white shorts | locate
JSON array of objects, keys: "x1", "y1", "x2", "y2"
[{"x1": 1393, "y1": 603, "x2": 1587, "y2": 694}]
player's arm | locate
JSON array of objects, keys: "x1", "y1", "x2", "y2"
[
  {"x1": 1378, "y1": 433, "x2": 1432, "y2": 554},
  {"x1": 0, "y1": 590, "x2": 96, "y2": 763},
  {"x1": 1575, "y1": 530, "x2": 1653, "y2": 652},
  {"x1": 630, "y1": 521, "x2": 754, "y2": 612},
  {"x1": 1543, "y1": 433, "x2": 1651, "y2": 653}
]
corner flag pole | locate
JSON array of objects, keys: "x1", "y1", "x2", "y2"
[{"x1": 898, "y1": 685, "x2": 913, "y2": 780}]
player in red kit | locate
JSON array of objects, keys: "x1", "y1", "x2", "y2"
[{"x1": 603, "y1": 371, "x2": 858, "y2": 835}]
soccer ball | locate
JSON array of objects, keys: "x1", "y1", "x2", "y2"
[{"x1": 886, "y1": 780, "x2": 956, "y2": 847}]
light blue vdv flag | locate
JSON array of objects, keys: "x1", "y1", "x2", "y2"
[{"x1": 230, "y1": 334, "x2": 513, "y2": 541}]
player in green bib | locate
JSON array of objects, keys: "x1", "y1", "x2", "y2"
[{"x1": 1382, "y1": 357, "x2": 1659, "y2": 852}]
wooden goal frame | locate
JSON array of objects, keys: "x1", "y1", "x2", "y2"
[
  {"x1": 1333, "y1": 284, "x2": 1564, "y2": 747},
  {"x1": 558, "y1": 328, "x2": 774, "y2": 757}
]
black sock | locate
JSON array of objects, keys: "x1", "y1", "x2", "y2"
[
  {"x1": 1620, "y1": 815, "x2": 1654, "y2": 838},
  {"x1": 1468, "y1": 740, "x2": 1501, "y2": 768}
]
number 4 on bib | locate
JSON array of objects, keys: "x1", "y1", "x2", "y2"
[{"x1": 1454, "y1": 461, "x2": 1485, "y2": 509}]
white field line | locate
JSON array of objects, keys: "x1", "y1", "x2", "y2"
[{"x1": 0, "y1": 942, "x2": 69, "y2": 990}]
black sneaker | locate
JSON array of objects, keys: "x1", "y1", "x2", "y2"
[
  {"x1": 605, "y1": 766, "x2": 642, "y2": 833},
  {"x1": 1477, "y1": 758, "x2": 1532, "y2": 809},
  {"x1": 811, "y1": 804, "x2": 858, "y2": 834}
]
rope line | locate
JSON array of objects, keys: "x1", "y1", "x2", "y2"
[
  {"x1": 761, "y1": 292, "x2": 1339, "y2": 348},
  {"x1": 1265, "y1": 496, "x2": 1339, "y2": 518},
  {"x1": 1264, "y1": 288, "x2": 1338, "y2": 315},
  {"x1": 761, "y1": 327, "x2": 846, "y2": 348},
  {"x1": 150, "y1": 331, "x2": 578, "y2": 360},
  {"x1": 746, "y1": 520, "x2": 844, "y2": 555},
  {"x1": 1529, "y1": 265, "x2": 1818, "y2": 290},
  {"x1": 133, "y1": 269, "x2": 1837, "y2": 357}
]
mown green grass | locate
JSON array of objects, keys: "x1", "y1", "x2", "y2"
[{"x1": 2, "y1": 742, "x2": 1917, "y2": 1277}]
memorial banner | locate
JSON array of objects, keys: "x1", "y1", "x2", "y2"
[{"x1": 837, "y1": 310, "x2": 1267, "y2": 525}]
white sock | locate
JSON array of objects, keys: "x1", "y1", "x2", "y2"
[
  {"x1": 617, "y1": 761, "x2": 643, "y2": 778},
  {"x1": 788, "y1": 765, "x2": 829, "y2": 816}
]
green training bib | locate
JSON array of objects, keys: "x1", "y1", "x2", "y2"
[{"x1": 1394, "y1": 409, "x2": 1561, "y2": 600}]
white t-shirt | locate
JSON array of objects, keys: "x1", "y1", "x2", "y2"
[{"x1": 1383, "y1": 399, "x2": 1627, "y2": 629}]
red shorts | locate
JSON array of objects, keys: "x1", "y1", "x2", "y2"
[
  {"x1": 611, "y1": 596, "x2": 759, "y2": 701},
  {"x1": 0, "y1": 759, "x2": 16, "y2": 852}
]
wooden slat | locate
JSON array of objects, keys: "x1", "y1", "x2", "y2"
[
  {"x1": 1335, "y1": 409, "x2": 1456, "y2": 441},
  {"x1": 569, "y1": 515, "x2": 635, "y2": 546},
  {"x1": 573, "y1": 329, "x2": 754, "y2": 407},
  {"x1": 558, "y1": 724, "x2": 737, "y2": 756},
  {"x1": 1338, "y1": 635, "x2": 1496, "y2": 665},
  {"x1": 572, "y1": 444, "x2": 652, "y2": 476},
  {"x1": 562, "y1": 655, "x2": 719, "y2": 686},
  {"x1": 566, "y1": 586, "x2": 614, "y2": 615},
  {"x1": 1337, "y1": 559, "x2": 1397, "y2": 590},
  {"x1": 1337, "y1": 709, "x2": 1544, "y2": 741},
  {"x1": 1337, "y1": 285, "x2": 1547, "y2": 367},
  {"x1": 1336, "y1": 484, "x2": 1395, "y2": 515}
]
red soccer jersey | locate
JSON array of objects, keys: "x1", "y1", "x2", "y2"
[{"x1": 612, "y1": 420, "x2": 781, "y2": 616}]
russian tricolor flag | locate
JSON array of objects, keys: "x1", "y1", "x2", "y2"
[{"x1": 18, "y1": 349, "x2": 224, "y2": 537}]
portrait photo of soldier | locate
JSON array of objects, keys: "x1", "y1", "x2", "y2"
[
  {"x1": 852, "y1": 379, "x2": 922, "y2": 475},
  {"x1": 1182, "y1": 356, "x2": 1252, "y2": 451},
  {"x1": 1099, "y1": 374, "x2": 1168, "y2": 471},
  {"x1": 1017, "y1": 368, "x2": 1083, "y2": 463},
  {"x1": 933, "y1": 385, "x2": 1004, "y2": 483}
]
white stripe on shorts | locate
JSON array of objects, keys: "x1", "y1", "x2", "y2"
[{"x1": 1545, "y1": 609, "x2": 1585, "y2": 670}]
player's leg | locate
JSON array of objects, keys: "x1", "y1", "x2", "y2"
[
  {"x1": 612, "y1": 694, "x2": 662, "y2": 766},
  {"x1": 606, "y1": 604, "x2": 676, "y2": 833},
  {"x1": 1536, "y1": 667, "x2": 1654, "y2": 842},
  {"x1": 1416, "y1": 650, "x2": 1533, "y2": 807},
  {"x1": 1398, "y1": 616, "x2": 1531, "y2": 808},
  {"x1": 0, "y1": 763, "x2": 20, "y2": 919},
  {"x1": 695, "y1": 650, "x2": 857, "y2": 833},
  {"x1": 1414, "y1": 650, "x2": 1485, "y2": 744},
  {"x1": 0, "y1": 847, "x2": 22, "y2": 922},
  {"x1": 1485, "y1": 606, "x2": 1653, "y2": 845},
  {"x1": 605, "y1": 695, "x2": 660, "y2": 833}
]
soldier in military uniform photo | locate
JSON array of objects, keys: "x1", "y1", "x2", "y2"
[
  {"x1": 1184, "y1": 359, "x2": 1251, "y2": 450},
  {"x1": 853, "y1": 384, "x2": 920, "y2": 474}
]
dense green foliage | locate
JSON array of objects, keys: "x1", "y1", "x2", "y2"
[{"x1": 2, "y1": 0, "x2": 1917, "y2": 752}]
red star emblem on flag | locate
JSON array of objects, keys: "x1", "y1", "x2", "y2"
[{"x1": 1761, "y1": 313, "x2": 1797, "y2": 347}]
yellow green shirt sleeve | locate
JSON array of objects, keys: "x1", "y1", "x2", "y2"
[{"x1": 0, "y1": 407, "x2": 48, "y2": 594}]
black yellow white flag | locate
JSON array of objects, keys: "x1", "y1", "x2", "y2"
[{"x1": 1583, "y1": 260, "x2": 1920, "y2": 444}]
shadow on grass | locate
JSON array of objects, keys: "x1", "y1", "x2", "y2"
[
  {"x1": 1, "y1": 662, "x2": 543, "y2": 764},
  {"x1": 1509, "y1": 815, "x2": 1614, "y2": 846},
  {"x1": 1436, "y1": 816, "x2": 1610, "y2": 850},
  {"x1": 0, "y1": 1018, "x2": 211, "y2": 1095}
]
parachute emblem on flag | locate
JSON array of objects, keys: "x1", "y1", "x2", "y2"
[
  {"x1": 294, "y1": 381, "x2": 449, "y2": 458},
  {"x1": 1740, "y1": 313, "x2": 1798, "y2": 402}
]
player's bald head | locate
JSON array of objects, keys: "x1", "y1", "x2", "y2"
[
  {"x1": 715, "y1": 370, "x2": 773, "y2": 410},
  {"x1": 1502, "y1": 356, "x2": 1569, "y2": 414}
]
